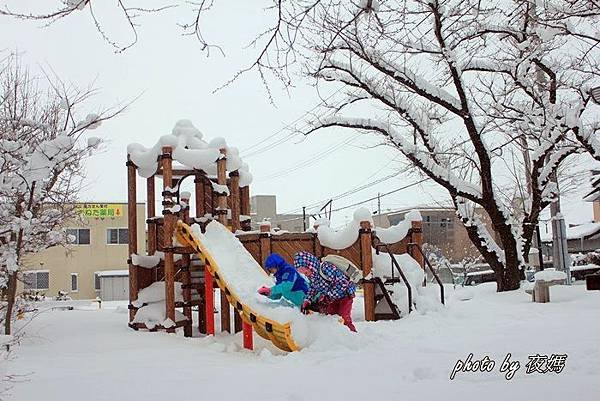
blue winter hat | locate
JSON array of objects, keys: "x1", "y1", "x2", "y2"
[{"x1": 265, "y1": 253, "x2": 288, "y2": 271}]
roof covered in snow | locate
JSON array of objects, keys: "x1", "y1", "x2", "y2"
[
  {"x1": 96, "y1": 270, "x2": 129, "y2": 277},
  {"x1": 127, "y1": 119, "x2": 252, "y2": 186},
  {"x1": 540, "y1": 221, "x2": 600, "y2": 242}
]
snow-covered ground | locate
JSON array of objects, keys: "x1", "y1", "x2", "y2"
[{"x1": 5, "y1": 283, "x2": 600, "y2": 401}]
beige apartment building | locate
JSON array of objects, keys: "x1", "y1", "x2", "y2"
[
  {"x1": 374, "y1": 207, "x2": 494, "y2": 263},
  {"x1": 19, "y1": 203, "x2": 145, "y2": 300}
]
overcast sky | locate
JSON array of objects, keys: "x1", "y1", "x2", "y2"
[{"x1": 0, "y1": 1, "x2": 595, "y2": 227}]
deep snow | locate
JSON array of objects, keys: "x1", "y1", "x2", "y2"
[{"x1": 5, "y1": 283, "x2": 600, "y2": 401}]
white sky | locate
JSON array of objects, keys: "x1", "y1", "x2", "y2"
[{"x1": 0, "y1": 1, "x2": 595, "y2": 226}]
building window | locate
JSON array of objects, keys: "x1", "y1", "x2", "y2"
[
  {"x1": 71, "y1": 273, "x2": 78, "y2": 292},
  {"x1": 94, "y1": 273, "x2": 101, "y2": 291},
  {"x1": 67, "y1": 228, "x2": 90, "y2": 245},
  {"x1": 107, "y1": 228, "x2": 128, "y2": 245},
  {"x1": 23, "y1": 271, "x2": 50, "y2": 290}
]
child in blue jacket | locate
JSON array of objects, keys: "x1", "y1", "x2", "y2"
[{"x1": 258, "y1": 253, "x2": 309, "y2": 308}]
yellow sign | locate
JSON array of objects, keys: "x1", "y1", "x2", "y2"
[{"x1": 76, "y1": 203, "x2": 123, "y2": 218}]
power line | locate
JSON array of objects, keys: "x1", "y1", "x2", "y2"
[
  {"x1": 255, "y1": 133, "x2": 358, "y2": 181},
  {"x1": 328, "y1": 178, "x2": 429, "y2": 214},
  {"x1": 279, "y1": 154, "x2": 401, "y2": 214},
  {"x1": 239, "y1": 12, "x2": 434, "y2": 159},
  {"x1": 271, "y1": 178, "x2": 430, "y2": 225}
]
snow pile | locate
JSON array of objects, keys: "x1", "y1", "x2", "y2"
[
  {"x1": 372, "y1": 251, "x2": 424, "y2": 287},
  {"x1": 127, "y1": 119, "x2": 252, "y2": 186},
  {"x1": 376, "y1": 210, "x2": 422, "y2": 243},
  {"x1": 570, "y1": 263, "x2": 600, "y2": 272},
  {"x1": 132, "y1": 281, "x2": 186, "y2": 328},
  {"x1": 371, "y1": 250, "x2": 433, "y2": 314},
  {"x1": 132, "y1": 281, "x2": 183, "y2": 306},
  {"x1": 132, "y1": 302, "x2": 186, "y2": 330},
  {"x1": 192, "y1": 221, "x2": 351, "y2": 348},
  {"x1": 317, "y1": 208, "x2": 373, "y2": 249},
  {"x1": 318, "y1": 208, "x2": 419, "y2": 249},
  {"x1": 131, "y1": 253, "x2": 161, "y2": 268},
  {"x1": 534, "y1": 268, "x2": 566, "y2": 282}
]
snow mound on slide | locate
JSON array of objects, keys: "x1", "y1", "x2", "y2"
[{"x1": 192, "y1": 221, "x2": 350, "y2": 348}]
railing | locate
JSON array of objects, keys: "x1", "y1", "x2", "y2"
[
  {"x1": 408, "y1": 242, "x2": 445, "y2": 305},
  {"x1": 372, "y1": 235, "x2": 413, "y2": 314}
]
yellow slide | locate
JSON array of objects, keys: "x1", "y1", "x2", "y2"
[{"x1": 176, "y1": 220, "x2": 301, "y2": 352}]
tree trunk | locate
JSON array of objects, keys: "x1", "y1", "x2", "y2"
[
  {"x1": 457, "y1": 209, "x2": 522, "y2": 292},
  {"x1": 4, "y1": 271, "x2": 17, "y2": 335},
  {"x1": 496, "y1": 229, "x2": 522, "y2": 292}
]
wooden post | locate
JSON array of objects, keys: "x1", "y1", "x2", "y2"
[
  {"x1": 360, "y1": 220, "x2": 375, "y2": 322},
  {"x1": 194, "y1": 174, "x2": 207, "y2": 334},
  {"x1": 147, "y1": 176, "x2": 157, "y2": 282},
  {"x1": 259, "y1": 224, "x2": 271, "y2": 266},
  {"x1": 181, "y1": 193, "x2": 192, "y2": 337},
  {"x1": 229, "y1": 171, "x2": 241, "y2": 232},
  {"x1": 240, "y1": 186, "x2": 251, "y2": 231},
  {"x1": 217, "y1": 149, "x2": 231, "y2": 333},
  {"x1": 228, "y1": 171, "x2": 243, "y2": 333},
  {"x1": 204, "y1": 265, "x2": 215, "y2": 335},
  {"x1": 411, "y1": 220, "x2": 425, "y2": 269},
  {"x1": 217, "y1": 150, "x2": 228, "y2": 226},
  {"x1": 195, "y1": 175, "x2": 206, "y2": 217},
  {"x1": 161, "y1": 146, "x2": 176, "y2": 333},
  {"x1": 243, "y1": 321, "x2": 253, "y2": 350},
  {"x1": 127, "y1": 155, "x2": 138, "y2": 323}
]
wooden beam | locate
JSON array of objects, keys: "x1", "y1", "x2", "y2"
[
  {"x1": 259, "y1": 224, "x2": 271, "y2": 266},
  {"x1": 195, "y1": 174, "x2": 206, "y2": 217},
  {"x1": 229, "y1": 171, "x2": 241, "y2": 232},
  {"x1": 360, "y1": 221, "x2": 375, "y2": 322},
  {"x1": 204, "y1": 265, "x2": 215, "y2": 335},
  {"x1": 217, "y1": 149, "x2": 230, "y2": 333},
  {"x1": 127, "y1": 156, "x2": 138, "y2": 323},
  {"x1": 161, "y1": 146, "x2": 176, "y2": 333},
  {"x1": 411, "y1": 220, "x2": 425, "y2": 270},
  {"x1": 147, "y1": 176, "x2": 157, "y2": 283},
  {"x1": 240, "y1": 186, "x2": 251, "y2": 231}
]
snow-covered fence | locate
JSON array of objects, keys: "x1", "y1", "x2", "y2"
[{"x1": 237, "y1": 219, "x2": 425, "y2": 321}]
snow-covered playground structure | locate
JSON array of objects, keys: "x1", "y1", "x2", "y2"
[{"x1": 125, "y1": 120, "x2": 444, "y2": 351}]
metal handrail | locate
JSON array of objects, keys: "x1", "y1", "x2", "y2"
[
  {"x1": 408, "y1": 242, "x2": 445, "y2": 305},
  {"x1": 372, "y1": 235, "x2": 413, "y2": 314}
]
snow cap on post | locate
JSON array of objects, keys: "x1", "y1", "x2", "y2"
[
  {"x1": 354, "y1": 207, "x2": 373, "y2": 230},
  {"x1": 126, "y1": 120, "x2": 252, "y2": 184}
]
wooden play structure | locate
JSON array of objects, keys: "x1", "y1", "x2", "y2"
[{"x1": 126, "y1": 144, "x2": 444, "y2": 350}]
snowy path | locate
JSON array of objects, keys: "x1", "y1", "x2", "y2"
[{"x1": 6, "y1": 284, "x2": 600, "y2": 401}]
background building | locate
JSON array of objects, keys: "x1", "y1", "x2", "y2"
[
  {"x1": 19, "y1": 203, "x2": 145, "y2": 300},
  {"x1": 374, "y1": 207, "x2": 494, "y2": 263},
  {"x1": 250, "y1": 195, "x2": 307, "y2": 232}
]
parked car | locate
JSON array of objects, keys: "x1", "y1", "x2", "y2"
[{"x1": 464, "y1": 269, "x2": 496, "y2": 286}]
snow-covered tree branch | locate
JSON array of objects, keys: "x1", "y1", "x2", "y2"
[
  {"x1": 0, "y1": 55, "x2": 122, "y2": 334},
  {"x1": 268, "y1": 0, "x2": 599, "y2": 291}
]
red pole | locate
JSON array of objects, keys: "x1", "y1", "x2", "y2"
[
  {"x1": 204, "y1": 268, "x2": 215, "y2": 335},
  {"x1": 242, "y1": 321, "x2": 253, "y2": 350}
]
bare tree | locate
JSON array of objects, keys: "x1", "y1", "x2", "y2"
[
  {"x1": 0, "y1": 55, "x2": 122, "y2": 334},
  {"x1": 0, "y1": 1, "x2": 206, "y2": 54},
  {"x1": 250, "y1": 0, "x2": 599, "y2": 291},
  {"x1": 3, "y1": 1, "x2": 599, "y2": 291}
]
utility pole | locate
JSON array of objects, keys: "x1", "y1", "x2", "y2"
[
  {"x1": 531, "y1": 2, "x2": 570, "y2": 282},
  {"x1": 521, "y1": 137, "x2": 544, "y2": 270},
  {"x1": 550, "y1": 173, "x2": 571, "y2": 283},
  {"x1": 377, "y1": 192, "x2": 381, "y2": 215},
  {"x1": 302, "y1": 206, "x2": 307, "y2": 231}
]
